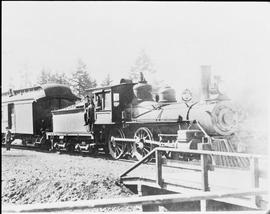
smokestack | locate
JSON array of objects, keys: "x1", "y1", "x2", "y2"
[{"x1": 201, "y1": 65, "x2": 211, "y2": 100}]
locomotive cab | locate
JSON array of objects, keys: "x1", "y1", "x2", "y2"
[{"x1": 87, "y1": 82, "x2": 135, "y2": 124}]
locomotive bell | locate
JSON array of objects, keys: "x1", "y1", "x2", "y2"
[{"x1": 158, "y1": 86, "x2": 176, "y2": 103}]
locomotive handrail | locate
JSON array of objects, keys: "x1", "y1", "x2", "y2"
[{"x1": 2, "y1": 188, "x2": 268, "y2": 213}]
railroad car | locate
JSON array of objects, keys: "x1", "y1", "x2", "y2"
[
  {"x1": 1, "y1": 84, "x2": 79, "y2": 148},
  {"x1": 49, "y1": 72, "x2": 240, "y2": 166}
]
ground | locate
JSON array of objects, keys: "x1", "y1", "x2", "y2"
[
  {"x1": 1, "y1": 148, "x2": 141, "y2": 212},
  {"x1": 2, "y1": 147, "x2": 268, "y2": 212}
]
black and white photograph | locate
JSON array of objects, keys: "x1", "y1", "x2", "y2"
[{"x1": 2, "y1": 1, "x2": 270, "y2": 213}]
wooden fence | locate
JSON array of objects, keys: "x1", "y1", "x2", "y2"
[
  {"x1": 2, "y1": 188, "x2": 268, "y2": 213},
  {"x1": 120, "y1": 147, "x2": 267, "y2": 210}
]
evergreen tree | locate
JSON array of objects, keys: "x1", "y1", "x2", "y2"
[
  {"x1": 70, "y1": 59, "x2": 97, "y2": 98},
  {"x1": 129, "y1": 50, "x2": 156, "y2": 82},
  {"x1": 38, "y1": 69, "x2": 51, "y2": 85},
  {"x1": 52, "y1": 73, "x2": 70, "y2": 85},
  {"x1": 101, "y1": 73, "x2": 113, "y2": 86},
  {"x1": 38, "y1": 68, "x2": 70, "y2": 86},
  {"x1": 129, "y1": 50, "x2": 163, "y2": 94}
]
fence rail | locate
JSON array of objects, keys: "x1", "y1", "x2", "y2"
[
  {"x1": 121, "y1": 147, "x2": 265, "y2": 175},
  {"x1": 2, "y1": 188, "x2": 267, "y2": 213},
  {"x1": 119, "y1": 147, "x2": 267, "y2": 211}
]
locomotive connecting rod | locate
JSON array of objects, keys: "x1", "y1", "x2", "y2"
[{"x1": 112, "y1": 137, "x2": 175, "y2": 147}]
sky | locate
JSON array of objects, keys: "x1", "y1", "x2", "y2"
[
  {"x1": 2, "y1": 1, "x2": 270, "y2": 181},
  {"x1": 2, "y1": 2, "x2": 270, "y2": 103}
]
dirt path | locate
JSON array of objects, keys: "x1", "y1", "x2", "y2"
[{"x1": 1, "y1": 148, "x2": 141, "y2": 212}]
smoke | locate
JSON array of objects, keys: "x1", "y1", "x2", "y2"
[{"x1": 224, "y1": 78, "x2": 269, "y2": 154}]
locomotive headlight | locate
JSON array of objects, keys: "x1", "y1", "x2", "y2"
[{"x1": 181, "y1": 89, "x2": 192, "y2": 102}]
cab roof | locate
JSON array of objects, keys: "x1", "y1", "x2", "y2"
[{"x1": 86, "y1": 82, "x2": 135, "y2": 93}]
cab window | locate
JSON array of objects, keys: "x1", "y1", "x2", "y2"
[
  {"x1": 104, "y1": 92, "x2": 111, "y2": 110},
  {"x1": 95, "y1": 92, "x2": 111, "y2": 111},
  {"x1": 113, "y1": 93, "x2": 120, "y2": 107}
]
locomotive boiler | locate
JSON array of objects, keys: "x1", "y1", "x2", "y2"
[{"x1": 49, "y1": 70, "x2": 240, "y2": 163}]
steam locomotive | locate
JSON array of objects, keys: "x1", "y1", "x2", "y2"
[
  {"x1": 2, "y1": 71, "x2": 240, "y2": 166},
  {"x1": 47, "y1": 71, "x2": 240, "y2": 163}
]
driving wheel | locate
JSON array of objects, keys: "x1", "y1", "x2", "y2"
[
  {"x1": 132, "y1": 127, "x2": 154, "y2": 161},
  {"x1": 108, "y1": 127, "x2": 126, "y2": 159}
]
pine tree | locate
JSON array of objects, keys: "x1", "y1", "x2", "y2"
[
  {"x1": 70, "y1": 59, "x2": 97, "y2": 98},
  {"x1": 129, "y1": 50, "x2": 163, "y2": 94},
  {"x1": 38, "y1": 68, "x2": 52, "y2": 85},
  {"x1": 38, "y1": 68, "x2": 70, "y2": 86},
  {"x1": 101, "y1": 73, "x2": 113, "y2": 86},
  {"x1": 129, "y1": 50, "x2": 156, "y2": 82}
]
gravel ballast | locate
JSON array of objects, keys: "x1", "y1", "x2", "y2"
[{"x1": 1, "y1": 148, "x2": 141, "y2": 212}]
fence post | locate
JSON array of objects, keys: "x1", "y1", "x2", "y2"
[
  {"x1": 141, "y1": 185, "x2": 159, "y2": 211},
  {"x1": 250, "y1": 157, "x2": 260, "y2": 207},
  {"x1": 156, "y1": 149, "x2": 163, "y2": 187},
  {"x1": 250, "y1": 157, "x2": 259, "y2": 187},
  {"x1": 200, "y1": 153, "x2": 209, "y2": 211}
]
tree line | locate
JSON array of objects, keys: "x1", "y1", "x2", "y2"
[{"x1": 36, "y1": 50, "x2": 162, "y2": 98}]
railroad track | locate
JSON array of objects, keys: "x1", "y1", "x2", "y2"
[
  {"x1": 2, "y1": 143, "x2": 205, "y2": 172},
  {"x1": 1, "y1": 143, "x2": 138, "y2": 163}
]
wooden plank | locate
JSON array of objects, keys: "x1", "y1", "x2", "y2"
[
  {"x1": 162, "y1": 159, "x2": 201, "y2": 171},
  {"x1": 141, "y1": 185, "x2": 159, "y2": 211},
  {"x1": 3, "y1": 188, "x2": 267, "y2": 213},
  {"x1": 123, "y1": 177, "x2": 267, "y2": 210},
  {"x1": 201, "y1": 153, "x2": 209, "y2": 211},
  {"x1": 157, "y1": 147, "x2": 264, "y2": 159},
  {"x1": 250, "y1": 157, "x2": 260, "y2": 207},
  {"x1": 156, "y1": 150, "x2": 163, "y2": 187},
  {"x1": 120, "y1": 149, "x2": 156, "y2": 178},
  {"x1": 121, "y1": 146, "x2": 265, "y2": 182},
  {"x1": 250, "y1": 157, "x2": 259, "y2": 188},
  {"x1": 201, "y1": 154, "x2": 209, "y2": 191},
  {"x1": 121, "y1": 177, "x2": 203, "y2": 193}
]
